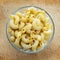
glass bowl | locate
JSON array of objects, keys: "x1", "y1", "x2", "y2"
[{"x1": 6, "y1": 6, "x2": 55, "y2": 54}]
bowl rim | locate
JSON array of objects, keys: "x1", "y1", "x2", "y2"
[{"x1": 6, "y1": 6, "x2": 55, "y2": 54}]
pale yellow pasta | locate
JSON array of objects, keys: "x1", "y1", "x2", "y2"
[
  {"x1": 32, "y1": 40, "x2": 39, "y2": 51},
  {"x1": 19, "y1": 22, "x2": 25, "y2": 30},
  {"x1": 14, "y1": 39, "x2": 20, "y2": 47},
  {"x1": 15, "y1": 31, "x2": 22, "y2": 39},
  {"x1": 10, "y1": 36, "x2": 15, "y2": 42},
  {"x1": 16, "y1": 12, "x2": 23, "y2": 18},
  {"x1": 14, "y1": 15, "x2": 20, "y2": 24},
  {"x1": 32, "y1": 18, "x2": 42, "y2": 30},
  {"x1": 21, "y1": 42, "x2": 31, "y2": 49},
  {"x1": 8, "y1": 28, "x2": 14, "y2": 36},
  {"x1": 41, "y1": 33, "x2": 45, "y2": 41},
  {"x1": 45, "y1": 23, "x2": 52, "y2": 29},
  {"x1": 37, "y1": 41, "x2": 44, "y2": 50},
  {"x1": 27, "y1": 7, "x2": 37, "y2": 14},
  {"x1": 21, "y1": 17, "x2": 27, "y2": 22},
  {"x1": 29, "y1": 15, "x2": 34, "y2": 23},
  {"x1": 8, "y1": 7, "x2": 53, "y2": 51},
  {"x1": 10, "y1": 15, "x2": 15, "y2": 20},
  {"x1": 34, "y1": 35, "x2": 42, "y2": 41},
  {"x1": 9, "y1": 20, "x2": 18, "y2": 29},
  {"x1": 43, "y1": 29, "x2": 52, "y2": 35},
  {"x1": 22, "y1": 34, "x2": 30, "y2": 43},
  {"x1": 23, "y1": 23, "x2": 32, "y2": 33}
]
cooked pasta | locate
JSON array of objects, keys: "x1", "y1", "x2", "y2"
[{"x1": 8, "y1": 7, "x2": 52, "y2": 51}]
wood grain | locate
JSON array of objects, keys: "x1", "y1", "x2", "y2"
[{"x1": 0, "y1": 0, "x2": 60, "y2": 60}]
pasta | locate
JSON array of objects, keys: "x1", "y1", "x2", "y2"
[
  {"x1": 8, "y1": 28, "x2": 14, "y2": 36},
  {"x1": 9, "y1": 20, "x2": 18, "y2": 29},
  {"x1": 14, "y1": 38, "x2": 21, "y2": 47},
  {"x1": 21, "y1": 42, "x2": 31, "y2": 50},
  {"x1": 32, "y1": 40, "x2": 39, "y2": 51},
  {"x1": 10, "y1": 36, "x2": 15, "y2": 42},
  {"x1": 8, "y1": 7, "x2": 52, "y2": 51}
]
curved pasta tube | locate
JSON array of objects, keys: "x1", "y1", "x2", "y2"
[
  {"x1": 32, "y1": 40, "x2": 39, "y2": 51},
  {"x1": 9, "y1": 20, "x2": 18, "y2": 29},
  {"x1": 10, "y1": 15, "x2": 15, "y2": 20},
  {"x1": 21, "y1": 42, "x2": 31, "y2": 49},
  {"x1": 43, "y1": 29, "x2": 52, "y2": 35},
  {"x1": 41, "y1": 33, "x2": 45, "y2": 41},
  {"x1": 10, "y1": 36, "x2": 15, "y2": 42},
  {"x1": 21, "y1": 17, "x2": 27, "y2": 22},
  {"x1": 37, "y1": 13, "x2": 45, "y2": 23},
  {"x1": 14, "y1": 15, "x2": 20, "y2": 24},
  {"x1": 27, "y1": 7, "x2": 37, "y2": 14},
  {"x1": 45, "y1": 23, "x2": 52, "y2": 29},
  {"x1": 16, "y1": 12, "x2": 23, "y2": 18},
  {"x1": 42, "y1": 27, "x2": 48, "y2": 31},
  {"x1": 32, "y1": 18, "x2": 42, "y2": 30},
  {"x1": 37, "y1": 10, "x2": 45, "y2": 14},
  {"x1": 23, "y1": 23, "x2": 32, "y2": 33},
  {"x1": 29, "y1": 15, "x2": 34, "y2": 23},
  {"x1": 14, "y1": 39, "x2": 20, "y2": 47},
  {"x1": 43, "y1": 29, "x2": 52, "y2": 40},
  {"x1": 34, "y1": 35, "x2": 42, "y2": 41},
  {"x1": 37, "y1": 41, "x2": 44, "y2": 50},
  {"x1": 30, "y1": 33, "x2": 35, "y2": 39},
  {"x1": 22, "y1": 35, "x2": 31, "y2": 43},
  {"x1": 19, "y1": 22, "x2": 25, "y2": 30},
  {"x1": 15, "y1": 31, "x2": 22, "y2": 39},
  {"x1": 8, "y1": 28, "x2": 14, "y2": 36}
]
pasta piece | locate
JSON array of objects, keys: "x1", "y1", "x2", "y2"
[
  {"x1": 9, "y1": 20, "x2": 18, "y2": 29},
  {"x1": 16, "y1": 12, "x2": 23, "y2": 18},
  {"x1": 30, "y1": 33, "x2": 35, "y2": 39},
  {"x1": 14, "y1": 15, "x2": 20, "y2": 24},
  {"x1": 32, "y1": 18, "x2": 42, "y2": 30},
  {"x1": 27, "y1": 7, "x2": 37, "y2": 14},
  {"x1": 45, "y1": 23, "x2": 52, "y2": 29},
  {"x1": 10, "y1": 36, "x2": 15, "y2": 42},
  {"x1": 23, "y1": 23, "x2": 32, "y2": 33},
  {"x1": 43, "y1": 29, "x2": 52, "y2": 35},
  {"x1": 41, "y1": 33, "x2": 45, "y2": 41},
  {"x1": 22, "y1": 34, "x2": 29, "y2": 43},
  {"x1": 35, "y1": 10, "x2": 45, "y2": 17},
  {"x1": 37, "y1": 13, "x2": 46, "y2": 23},
  {"x1": 29, "y1": 16, "x2": 34, "y2": 23},
  {"x1": 42, "y1": 27, "x2": 48, "y2": 31},
  {"x1": 37, "y1": 41, "x2": 44, "y2": 50},
  {"x1": 15, "y1": 31, "x2": 22, "y2": 39},
  {"x1": 19, "y1": 22, "x2": 25, "y2": 30},
  {"x1": 10, "y1": 15, "x2": 15, "y2": 20},
  {"x1": 21, "y1": 17, "x2": 27, "y2": 22},
  {"x1": 14, "y1": 38, "x2": 20, "y2": 47},
  {"x1": 8, "y1": 28, "x2": 14, "y2": 36},
  {"x1": 22, "y1": 34, "x2": 32, "y2": 43},
  {"x1": 43, "y1": 29, "x2": 52, "y2": 40},
  {"x1": 32, "y1": 40, "x2": 39, "y2": 51},
  {"x1": 21, "y1": 42, "x2": 31, "y2": 49},
  {"x1": 34, "y1": 35, "x2": 42, "y2": 41},
  {"x1": 38, "y1": 10, "x2": 45, "y2": 14}
]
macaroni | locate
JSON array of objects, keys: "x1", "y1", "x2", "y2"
[{"x1": 8, "y1": 7, "x2": 52, "y2": 51}]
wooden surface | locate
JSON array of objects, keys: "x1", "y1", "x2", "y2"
[{"x1": 0, "y1": 0, "x2": 60, "y2": 60}]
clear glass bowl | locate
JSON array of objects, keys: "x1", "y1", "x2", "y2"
[{"x1": 6, "y1": 6, "x2": 55, "y2": 53}]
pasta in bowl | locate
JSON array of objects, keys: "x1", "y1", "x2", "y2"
[{"x1": 6, "y1": 6, "x2": 55, "y2": 53}]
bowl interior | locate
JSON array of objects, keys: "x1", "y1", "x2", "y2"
[{"x1": 6, "y1": 6, "x2": 55, "y2": 53}]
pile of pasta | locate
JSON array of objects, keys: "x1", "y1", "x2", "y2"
[{"x1": 8, "y1": 7, "x2": 52, "y2": 51}]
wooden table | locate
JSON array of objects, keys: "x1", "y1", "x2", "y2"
[{"x1": 0, "y1": 0, "x2": 60, "y2": 60}]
